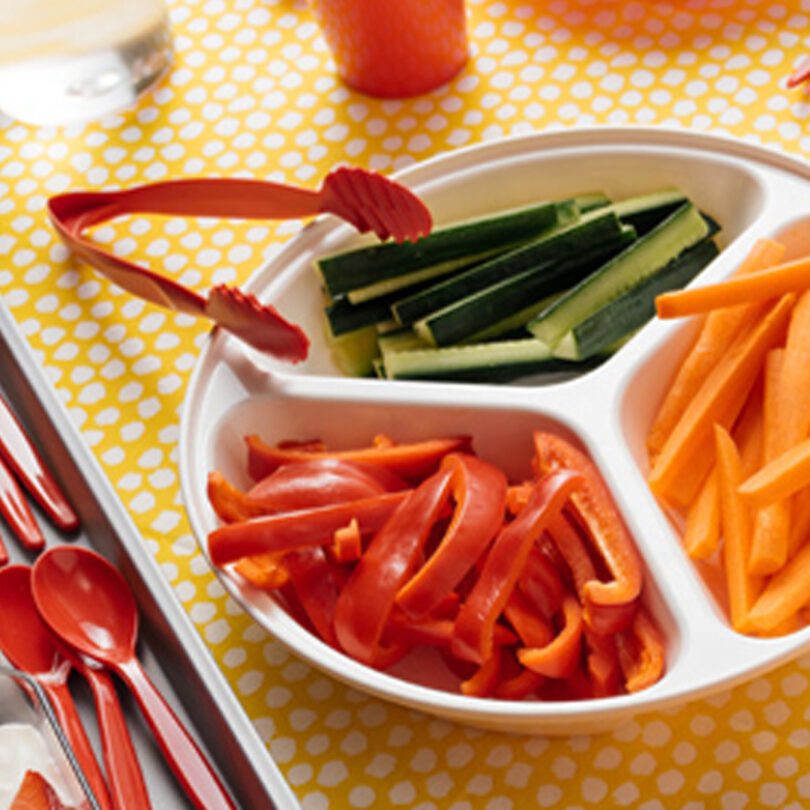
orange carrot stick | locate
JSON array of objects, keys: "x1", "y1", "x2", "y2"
[
  {"x1": 647, "y1": 238, "x2": 785, "y2": 455},
  {"x1": 714, "y1": 424, "x2": 761, "y2": 631},
  {"x1": 683, "y1": 469, "x2": 720, "y2": 560},
  {"x1": 749, "y1": 349, "x2": 788, "y2": 575},
  {"x1": 789, "y1": 488, "x2": 810, "y2": 558},
  {"x1": 656, "y1": 253, "x2": 810, "y2": 319},
  {"x1": 745, "y1": 541, "x2": 810, "y2": 632},
  {"x1": 649, "y1": 295, "x2": 795, "y2": 498},
  {"x1": 739, "y1": 437, "x2": 810, "y2": 509}
]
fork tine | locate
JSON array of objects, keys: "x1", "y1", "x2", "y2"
[
  {"x1": 0, "y1": 395, "x2": 79, "y2": 533},
  {"x1": 0, "y1": 454, "x2": 45, "y2": 554}
]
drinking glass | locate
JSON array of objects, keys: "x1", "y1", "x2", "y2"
[
  {"x1": 0, "y1": 0, "x2": 173, "y2": 126},
  {"x1": 309, "y1": 0, "x2": 468, "y2": 98}
]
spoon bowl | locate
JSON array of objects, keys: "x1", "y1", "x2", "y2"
[
  {"x1": 31, "y1": 546, "x2": 137, "y2": 665},
  {"x1": 0, "y1": 565, "x2": 111, "y2": 810},
  {"x1": 32, "y1": 546, "x2": 237, "y2": 810}
]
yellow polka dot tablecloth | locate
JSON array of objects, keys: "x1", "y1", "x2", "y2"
[{"x1": 4, "y1": 1, "x2": 810, "y2": 808}]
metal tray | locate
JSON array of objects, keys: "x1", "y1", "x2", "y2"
[{"x1": 0, "y1": 299, "x2": 299, "y2": 810}]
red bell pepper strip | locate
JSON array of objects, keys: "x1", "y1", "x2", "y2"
[
  {"x1": 518, "y1": 594, "x2": 584, "y2": 679},
  {"x1": 333, "y1": 466, "x2": 454, "y2": 667},
  {"x1": 284, "y1": 547, "x2": 342, "y2": 647},
  {"x1": 245, "y1": 458, "x2": 406, "y2": 511},
  {"x1": 616, "y1": 607, "x2": 666, "y2": 693},
  {"x1": 385, "y1": 614, "x2": 517, "y2": 649},
  {"x1": 234, "y1": 553, "x2": 289, "y2": 589},
  {"x1": 494, "y1": 666, "x2": 545, "y2": 700},
  {"x1": 545, "y1": 511, "x2": 596, "y2": 598},
  {"x1": 585, "y1": 600, "x2": 638, "y2": 637},
  {"x1": 517, "y1": 544, "x2": 565, "y2": 618},
  {"x1": 503, "y1": 588, "x2": 554, "y2": 648},
  {"x1": 584, "y1": 627, "x2": 622, "y2": 698},
  {"x1": 246, "y1": 433, "x2": 472, "y2": 482},
  {"x1": 460, "y1": 648, "x2": 502, "y2": 698},
  {"x1": 207, "y1": 491, "x2": 409, "y2": 565},
  {"x1": 451, "y1": 468, "x2": 583, "y2": 665},
  {"x1": 330, "y1": 518, "x2": 363, "y2": 563},
  {"x1": 395, "y1": 453, "x2": 507, "y2": 618},
  {"x1": 207, "y1": 472, "x2": 268, "y2": 524},
  {"x1": 533, "y1": 432, "x2": 642, "y2": 607}
]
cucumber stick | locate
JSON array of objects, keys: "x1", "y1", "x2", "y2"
[
  {"x1": 392, "y1": 212, "x2": 629, "y2": 326},
  {"x1": 414, "y1": 230, "x2": 636, "y2": 347},
  {"x1": 553, "y1": 238, "x2": 720, "y2": 361},
  {"x1": 381, "y1": 338, "x2": 560, "y2": 383},
  {"x1": 316, "y1": 199, "x2": 578, "y2": 301},
  {"x1": 527, "y1": 202, "x2": 710, "y2": 350}
]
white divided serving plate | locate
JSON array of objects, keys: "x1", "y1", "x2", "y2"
[{"x1": 180, "y1": 127, "x2": 810, "y2": 735}]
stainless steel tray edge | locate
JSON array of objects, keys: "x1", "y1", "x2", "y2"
[{"x1": 0, "y1": 300, "x2": 300, "y2": 810}]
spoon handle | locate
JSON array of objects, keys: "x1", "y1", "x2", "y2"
[
  {"x1": 116, "y1": 658, "x2": 237, "y2": 810},
  {"x1": 42, "y1": 680, "x2": 113, "y2": 810},
  {"x1": 85, "y1": 668, "x2": 153, "y2": 810}
]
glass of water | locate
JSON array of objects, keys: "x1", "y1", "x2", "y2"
[{"x1": 0, "y1": 0, "x2": 173, "y2": 127}]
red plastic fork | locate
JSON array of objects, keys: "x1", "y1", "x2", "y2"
[
  {"x1": 47, "y1": 168, "x2": 432, "y2": 362},
  {"x1": 0, "y1": 394, "x2": 78, "y2": 563}
]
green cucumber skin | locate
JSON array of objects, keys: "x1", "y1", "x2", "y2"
[
  {"x1": 325, "y1": 295, "x2": 395, "y2": 337},
  {"x1": 381, "y1": 338, "x2": 563, "y2": 383},
  {"x1": 528, "y1": 202, "x2": 710, "y2": 349},
  {"x1": 391, "y1": 212, "x2": 627, "y2": 327},
  {"x1": 316, "y1": 199, "x2": 575, "y2": 298},
  {"x1": 556, "y1": 237, "x2": 720, "y2": 361},
  {"x1": 416, "y1": 231, "x2": 636, "y2": 347}
]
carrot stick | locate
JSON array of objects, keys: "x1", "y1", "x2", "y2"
[
  {"x1": 656, "y1": 252, "x2": 810, "y2": 319},
  {"x1": 789, "y1": 488, "x2": 810, "y2": 558},
  {"x1": 683, "y1": 469, "x2": 720, "y2": 560},
  {"x1": 739, "y1": 437, "x2": 810, "y2": 509},
  {"x1": 749, "y1": 349, "x2": 789, "y2": 575},
  {"x1": 714, "y1": 424, "x2": 761, "y2": 632},
  {"x1": 745, "y1": 541, "x2": 810, "y2": 632},
  {"x1": 649, "y1": 295, "x2": 795, "y2": 498},
  {"x1": 647, "y1": 238, "x2": 785, "y2": 455}
]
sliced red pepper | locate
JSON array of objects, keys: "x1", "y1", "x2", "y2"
[
  {"x1": 616, "y1": 607, "x2": 666, "y2": 693},
  {"x1": 246, "y1": 433, "x2": 472, "y2": 481},
  {"x1": 451, "y1": 469, "x2": 583, "y2": 665},
  {"x1": 517, "y1": 543, "x2": 565, "y2": 618},
  {"x1": 333, "y1": 466, "x2": 454, "y2": 666},
  {"x1": 533, "y1": 432, "x2": 642, "y2": 607},
  {"x1": 284, "y1": 547, "x2": 342, "y2": 647},
  {"x1": 395, "y1": 453, "x2": 507, "y2": 618},
  {"x1": 585, "y1": 599, "x2": 638, "y2": 636},
  {"x1": 506, "y1": 482, "x2": 533, "y2": 515},
  {"x1": 207, "y1": 490, "x2": 409, "y2": 565},
  {"x1": 545, "y1": 511, "x2": 596, "y2": 599},
  {"x1": 503, "y1": 588, "x2": 554, "y2": 648},
  {"x1": 385, "y1": 614, "x2": 517, "y2": 649},
  {"x1": 207, "y1": 471, "x2": 268, "y2": 524},
  {"x1": 518, "y1": 593, "x2": 583, "y2": 679},
  {"x1": 584, "y1": 627, "x2": 622, "y2": 698},
  {"x1": 330, "y1": 518, "x2": 362, "y2": 563},
  {"x1": 494, "y1": 666, "x2": 544, "y2": 700},
  {"x1": 245, "y1": 458, "x2": 406, "y2": 511},
  {"x1": 234, "y1": 553, "x2": 289, "y2": 589},
  {"x1": 460, "y1": 647, "x2": 502, "y2": 698}
]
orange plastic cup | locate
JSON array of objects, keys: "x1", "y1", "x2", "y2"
[{"x1": 309, "y1": 0, "x2": 469, "y2": 98}]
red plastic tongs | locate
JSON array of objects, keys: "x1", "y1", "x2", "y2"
[{"x1": 48, "y1": 168, "x2": 432, "y2": 363}]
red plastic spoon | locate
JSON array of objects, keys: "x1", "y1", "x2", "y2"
[
  {"x1": 0, "y1": 565, "x2": 112, "y2": 810},
  {"x1": 32, "y1": 547, "x2": 238, "y2": 810}
]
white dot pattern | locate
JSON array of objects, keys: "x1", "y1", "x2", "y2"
[{"x1": 4, "y1": 0, "x2": 810, "y2": 807}]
